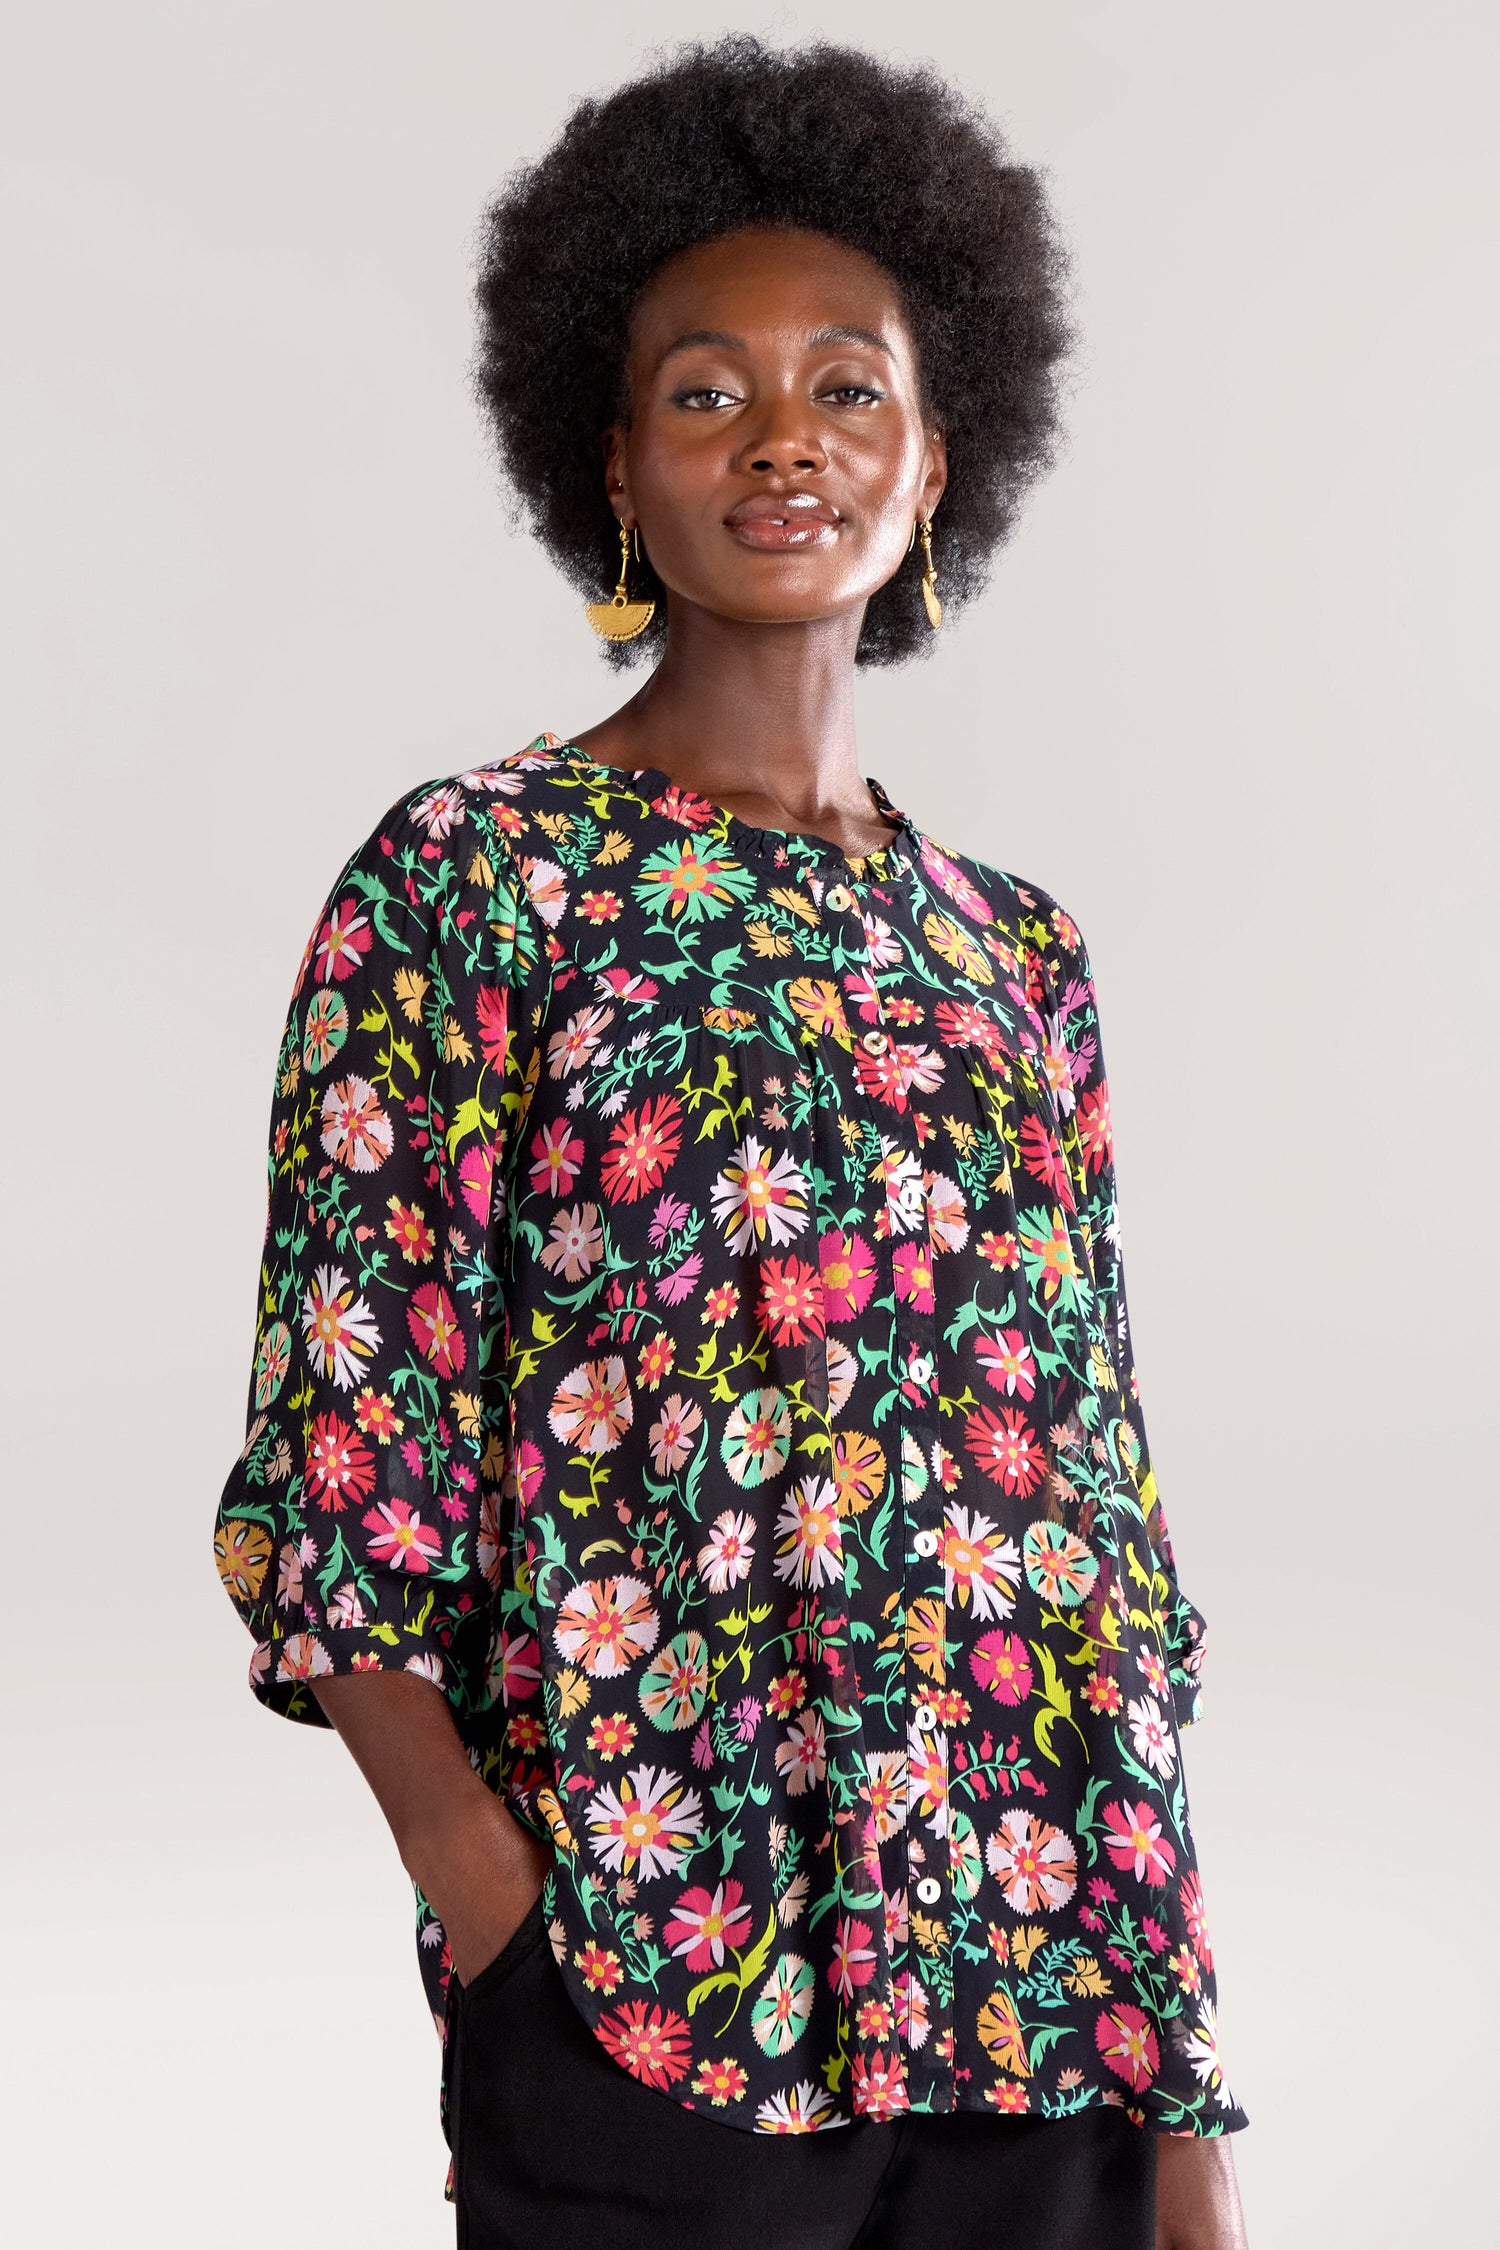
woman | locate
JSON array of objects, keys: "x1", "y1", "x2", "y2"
[{"x1": 213, "y1": 36, "x2": 1249, "y2": 2249}]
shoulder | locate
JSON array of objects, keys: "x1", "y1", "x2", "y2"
[
  {"x1": 311, "y1": 738, "x2": 586, "y2": 910},
  {"x1": 330, "y1": 739, "x2": 578, "y2": 876},
  {"x1": 286, "y1": 738, "x2": 582, "y2": 1001},
  {"x1": 910, "y1": 822, "x2": 1091, "y2": 981},
  {"x1": 375, "y1": 740, "x2": 640, "y2": 917}
]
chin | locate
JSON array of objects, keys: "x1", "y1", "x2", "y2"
[{"x1": 696, "y1": 572, "x2": 883, "y2": 629}]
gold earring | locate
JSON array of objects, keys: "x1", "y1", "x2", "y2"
[
  {"x1": 917, "y1": 517, "x2": 942, "y2": 630},
  {"x1": 585, "y1": 519, "x2": 655, "y2": 641}
]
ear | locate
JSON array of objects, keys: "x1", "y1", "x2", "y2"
[
  {"x1": 919, "y1": 425, "x2": 948, "y2": 524},
  {"x1": 602, "y1": 425, "x2": 631, "y2": 522}
]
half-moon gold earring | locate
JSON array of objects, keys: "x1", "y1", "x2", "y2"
[
  {"x1": 585, "y1": 519, "x2": 655, "y2": 641},
  {"x1": 917, "y1": 516, "x2": 942, "y2": 630}
]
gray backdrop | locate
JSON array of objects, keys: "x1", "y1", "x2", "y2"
[{"x1": 4, "y1": 4, "x2": 1495, "y2": 2243}]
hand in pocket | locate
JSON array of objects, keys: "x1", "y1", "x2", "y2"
[{"x1": 423, "y1": 1796, "x2": 555, "y2": 1989}]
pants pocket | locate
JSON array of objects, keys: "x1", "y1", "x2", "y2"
[{"x1": 457, "y1": 1894, "x2": 547, "y2": 2011}]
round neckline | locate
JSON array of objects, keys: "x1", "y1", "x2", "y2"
[{"x1": 554, "y1": 745, "x2": 919, "y2": 874}]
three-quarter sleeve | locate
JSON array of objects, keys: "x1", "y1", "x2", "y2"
[
  {"x1": 1039, "y1": 903, "x2": 1210, "y2": 1728},
  {"x1": 213, "y1": 787, "x2": 552, "y2": 1724}
]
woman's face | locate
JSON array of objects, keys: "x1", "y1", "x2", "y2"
[{"x1": 607, "y1": 226, "x2": 946, "y2": 636}]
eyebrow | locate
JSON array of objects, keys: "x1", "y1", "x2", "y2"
[{"x1": 657, "y1": 323, "x2": 894, "y2": 364}]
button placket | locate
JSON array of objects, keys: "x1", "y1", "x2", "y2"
[
  {"x1": 837, "y1": 858, "x2": 954, "y2": 2100},
  {"x1": 799, "y1": 1013, "x2": 907, "y2": 2107},
  {"x1": 892, "y1": 1205, "x2": 953, "y2": 2100}
]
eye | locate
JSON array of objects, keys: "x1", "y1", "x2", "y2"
[
  {"x1": 821, "y1": 383, "x2": 886, "y2": 407},
  {"x1": 671, "y1": 385, "x2": 740, "y2": 410}
]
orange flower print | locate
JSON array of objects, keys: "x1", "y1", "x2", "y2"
[
  {"x1": 320, "y1": 1075, "x2": 394, "y2": 1172},
  {"x1": 647, "y1": 1390, "x2": 701, "y2": 1472},
  {"x1": 985, "y1": 1810, "x2": 1078, "y2": 1912},
  {"x1": 547, "y1": 1356, "x2": 633, "y2": 1453},
  {"x1": 1022, "y1": 1519, "x2": 1099, "y2": 1608},
  {"x1": 539, "y1": 1202, "x2": 604, "y2": 1280},
  {"x1": 554, "y1": 1575, "x2": 660, "y2": 1678},
  {"x1": 547, "y1": 1003, "x2": 615, "y2": 1080}
]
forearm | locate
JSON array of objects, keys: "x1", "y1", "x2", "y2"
[
  {"x1": 1156, "y1": 2134, "x2": 1249, "y2": 2250},
  {"x1": 310, "y1": 1670, "x2": 488, "y2": 1866},
  {"x1": 309, "y1": 1671, "x2": 550, "y2": 1976}
]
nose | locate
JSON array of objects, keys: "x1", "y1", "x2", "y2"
[{"x1": 733, "y1": 394, "x2": 827, "y2": 478}]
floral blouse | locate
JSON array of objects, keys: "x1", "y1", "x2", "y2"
[{"x1": 214, "y1": 735, "x2": 1245, "y2": 2198}]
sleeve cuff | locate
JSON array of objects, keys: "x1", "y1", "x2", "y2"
[{"x1": 1163, "y1": 1587, "x2": 1209, "y2": 1727}]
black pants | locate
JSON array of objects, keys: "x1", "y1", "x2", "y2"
[{"x1": 446, "y1": 1898, "x2": 1157, "y2": 2250}]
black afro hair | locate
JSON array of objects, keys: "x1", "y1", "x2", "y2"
[{"x1": 472, "y1": 34, "x2": 1078, "y2": 666}]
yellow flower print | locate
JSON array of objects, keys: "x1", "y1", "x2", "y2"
[
  {"x1": 1062, "y1": 1954, "x2": 1112, "y2": 1998},
  {"x1": 1011, "y1": 1925, "x2": 1048, "y2": 1971},
  {"x1": 976, "y1": 1986, "x2": 1030, "y2": 2077},
  {"x1": 788, "y1": 977, "x2": 852, "y2": 1047},
  {"x1": 922, "y1": 910, "x2": 995, "y2": 984},
  {"x1": 214, "y1": 1519, "x2": 272, "y2": 1601},
  {"x1": 769, "y1": 886, "x2": 820, "y2": 926},
  {"x1": 392, "y1": 966, "x2": 429, "y2": 1022}
]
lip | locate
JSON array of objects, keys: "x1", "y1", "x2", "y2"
[{"x1": 723, "y1": 490, "x2": 843, "y2": 551}]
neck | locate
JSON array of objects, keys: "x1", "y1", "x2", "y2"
[{"x1": 572, "y1": 600, "x2": 871, "y2": 825}]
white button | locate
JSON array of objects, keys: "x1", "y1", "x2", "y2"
[
  {"x1": 913, "y1": 1702, "x2": 939, "y2": 1733},
  {"x1": 913, "y1": 1529, "x2": 938, "y2": 1558},
  {"x1": 914, "y1": 1876, "x2": 942, "y2": 1906},
  {"x1": 861, "y1": 1028, "x2": 888, "y2": 1055},
  {"x1": 825, "y1": 884, "x2": 855, "y2": 912}
]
